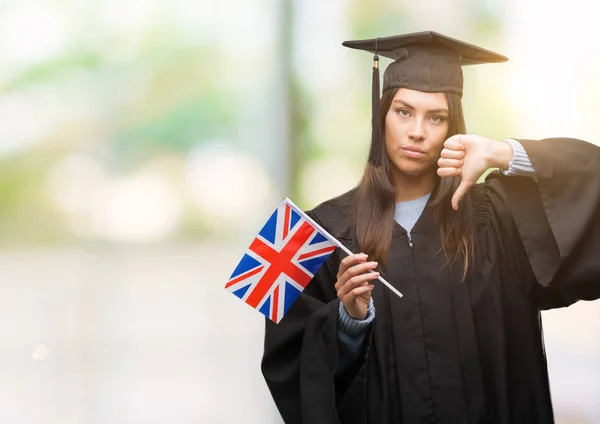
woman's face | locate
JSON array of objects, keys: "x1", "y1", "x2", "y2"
[{"x1": 385, "y1": 88, "x2": 449, "y2": 178}]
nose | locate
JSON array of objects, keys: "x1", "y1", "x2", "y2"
[{"x1": 408, "y1": 119, "x2": 426, "y2": 142}]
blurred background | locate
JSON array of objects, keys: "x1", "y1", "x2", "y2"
[{"x1": 0, "y1": 0, "x2": 598, "y2": 422}]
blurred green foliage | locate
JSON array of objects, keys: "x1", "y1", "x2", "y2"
[{"x1": 0, "y1": 0, "x2": 513, "y2": 244}]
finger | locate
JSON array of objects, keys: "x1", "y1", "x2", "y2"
[
  {"x1": 437, "y1": 158, "x2": 463, "y2": 168},
  {"x1": 443, "y1": 134, "x2": 465, "y2": 150},
  {"x1": 343, "y1": 284, "x2": 375, "y2": 302},
  {"x1": 338, "y1": 272, "x2": 379, "y2": 297},
  {"x1": 339, "y1": 253, "x2": 368, "y2": 273},
  {"x1": 336, "y1": 253, "x2": 368, "y2": 283},
  {"x1": 344, "y1": 261, "x2": 378, "y2": 279},
  {"x1": 451, "y1": 180, "x2": 474, "y2": 211},
  {"x1": 440, "y1": 148, "x2": 465, "y2": 160},
  {"x1": 337, "y1": 261, "x2": 378, "y2": 291},
  {"x1": 437, "y1": 167, "x2": 461, "y2": 178},
  {"x1": 338, "y1": 272, "x2": 379, "y2": 298},
  {"x1": 336, "y1": 261, "x2": 378, "y2": 290}
]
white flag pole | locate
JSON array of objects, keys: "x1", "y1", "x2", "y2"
[{"x1": 284, "y1": 197, "x2": 403, "y2": 299}]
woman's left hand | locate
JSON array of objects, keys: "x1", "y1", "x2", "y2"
[{"x1": 437, "y1": 134, "x2": 513, "y2": 211}]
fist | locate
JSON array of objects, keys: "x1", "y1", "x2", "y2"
[
  {"x1": 437, "y1": 134, "x2": 512, "y2": 210},
  {"x1": 334, "y1": 253, "x2": 378, "y2": 320}
]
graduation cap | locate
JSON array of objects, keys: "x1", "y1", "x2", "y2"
[{"x1": 342, "y1": 31, "x2": 508, "y2": 165}]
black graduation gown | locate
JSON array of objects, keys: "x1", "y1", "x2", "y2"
[{"x1": 261, "y1": 138, "x2": 600, "y2": 424}]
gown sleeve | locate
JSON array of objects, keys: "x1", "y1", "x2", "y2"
[
  {"x1": 260, "y1": 210, "x2": 370, "y2": 424},
  {"x1": 485, "y1": 137, "x2": 600, "y2": 308}
]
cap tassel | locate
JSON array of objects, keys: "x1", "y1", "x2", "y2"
[{"x1": 368, "y1": 53, "x2": 381, "y2": 166}]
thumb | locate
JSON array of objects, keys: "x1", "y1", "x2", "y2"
[{"x1": 452, "y1": 180, "x2": 474, "y2": 211}]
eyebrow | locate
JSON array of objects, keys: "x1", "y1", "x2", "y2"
[{"x1": 392, "y1": 99, "x2": 449, "y2": 114}]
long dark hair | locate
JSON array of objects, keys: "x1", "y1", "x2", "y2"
[{"x1": 354, "y1": 87, "x2": 474, "y2": 279}]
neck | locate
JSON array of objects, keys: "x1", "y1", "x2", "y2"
[{"x1": 392, "y1": 170, "x2": 437, "y2": 202}]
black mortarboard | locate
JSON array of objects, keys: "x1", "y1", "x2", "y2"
[{"x1": 342, "y1": 31, "x2": 508, "y2": 165}]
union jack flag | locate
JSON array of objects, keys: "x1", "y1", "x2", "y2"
[{"x1": 225, "y1": 198, "x2": 337, "y2": 323}]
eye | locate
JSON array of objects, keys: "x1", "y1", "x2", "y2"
[
  {"x1": 395, "y1": 108, "x2": 410, "y2": 117},
  {"x1": 430, "y1": 115, "x2": 446, "y2": 124}
]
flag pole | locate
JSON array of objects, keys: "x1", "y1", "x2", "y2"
[{"x1": 284, "y1": 197, "x2": 403, "y2": 299}]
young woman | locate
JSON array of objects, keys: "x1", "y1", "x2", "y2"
[{"x1": 261, "y1": 31, "x2": 600, "y2": 424}]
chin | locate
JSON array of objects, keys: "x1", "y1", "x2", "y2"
[
  {"x1": 400, "y1": 168, "x2": 428, "y2": 177},
  {"x1": 394, "y1": 161, "x2": 427, "y2": 175},
  {"x1": 392, "y1": 160, "x2": 437, "y2": 178}
]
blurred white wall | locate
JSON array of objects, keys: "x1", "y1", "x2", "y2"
[{"x1": 0, "y1": 245, "x2": 279, "y2": 424}]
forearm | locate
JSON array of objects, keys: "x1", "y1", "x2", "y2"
[
  {"x1": 487, "y1": 139, "x2": 513, "y2": 170},
  {"x1": 336, "y1": 298, "x2": 375, "y2": 373},
  {"x1": 490, "y1": 139, "x2": 537, "y2": 180}
]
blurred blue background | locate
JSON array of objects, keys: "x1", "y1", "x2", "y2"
[{"x1": 0, "y1": 0, "x2": 598, "y2": 422}]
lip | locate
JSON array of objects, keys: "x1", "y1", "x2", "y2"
[{"x1": 401, "y1": 146, "x2": 426, "y2": 159}]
